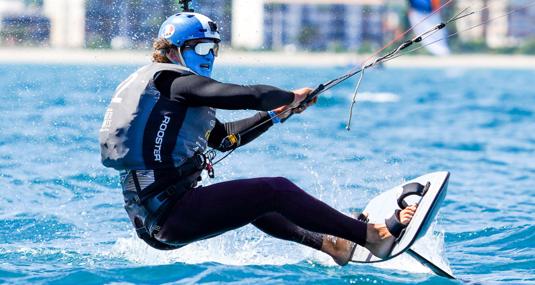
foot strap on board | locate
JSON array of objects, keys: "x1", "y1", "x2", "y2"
[
  {"x1": 385, "y1": 181, "x2": 430, "y2": 239},
  {"x1": 385, "y1": 209, "x2": 405, "y2": 238},
  {"x1": 397, "y1": 181, "x2": 430, "y2": 209}
]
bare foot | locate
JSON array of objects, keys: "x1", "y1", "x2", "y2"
[
  {"x1": 364, "y1": 205, "x2": 417, "y2": 259},
  {"x1": 364, "y1": 223, "x2": 396, "y2": 258},
  {"x1": 321, "y1": 235, "x2": 356, "y2": 266}
]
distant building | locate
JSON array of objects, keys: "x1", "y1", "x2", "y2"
[
  {"x1": 85, "y1": 0, "x2": 117, "y2": 48},
  {"x1": 232, "y1": 0, "x2": 390, "y2": 51},
  {"x1": 0, "y1": 0, "x2": 50, "y2": 46},
  {"x1": 508, "y1": 0, "x2": 535, "y2": 43},
  {"x1": 195, "y1": 0, "x2": 232, "y2": 44},
  {"x1": 84, "y1": 0, "x2": 231, "y2": 49},
  {"x1": 456, "y1": 0, "x2": 535, "y2": 48},
  {"x1": 85, "y1": 0, "x2": 176, "y2": 49},
  {"x1": 0, "y1": 0, "x2": 25, "y2": 15},
  {"x1": 0, "y1": 13, "x2": 50, "y2": 46},
  {"x1": 43, "y1": 0, "x2": 85, "y2": 48},
  {"x1": 456, "y1": 0, "x2": 508, "y2": 48},
  {"x1": 455, "y1": 0, "x2": 484, "y2": 42},
  {"x1": 231, "y1": 0, "x2": 264, "y2": 50}
]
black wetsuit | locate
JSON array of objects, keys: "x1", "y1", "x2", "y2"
[
  {"x1": 154, "y1": 70, "x2": 292, "y2": 148},
  {"x1": 149, "y1": 72, "x2": 368, "y2": 249}
]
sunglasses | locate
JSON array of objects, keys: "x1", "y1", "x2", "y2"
[{"x1": 183, "y1": 42, "x2": 219, "y2": 57}]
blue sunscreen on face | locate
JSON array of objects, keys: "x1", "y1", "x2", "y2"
[{"x1": 182, "y1": 49, "x2": 215, "y2": 77}]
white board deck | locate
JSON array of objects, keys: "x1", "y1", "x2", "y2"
[{"x1": 351, "y1": 171, "x2": 450, "y2": 263}]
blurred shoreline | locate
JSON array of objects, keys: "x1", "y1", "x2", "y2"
[{"x1": 1, "y1": 47, "x2": 535, "y2": 68}]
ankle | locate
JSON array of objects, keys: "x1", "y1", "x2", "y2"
[
  {"x1": 321, "y1": 235, "x2": 355, "y2": 266},
  {"x1": 320, "y1": 235, "x2": 337, "y2": 255}
]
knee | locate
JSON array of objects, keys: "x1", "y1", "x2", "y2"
[
  {"x1": 272, "y1": 176, "x2": 293, "y2": 186},
  {"x1": 262, "y1": 176, "x2": 302, "y2": 194}
]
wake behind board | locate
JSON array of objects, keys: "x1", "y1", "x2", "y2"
[{"x1": 351, "y1": 171, "x2": 450, "y2": 268}]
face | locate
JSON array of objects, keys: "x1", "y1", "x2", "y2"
[{"x1": 181, "y1": 39, "x2": 219, "y2": 77}]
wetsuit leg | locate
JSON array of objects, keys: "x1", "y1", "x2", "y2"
[
  {"x1": 156, "y1": 177, "x2": 367, "y2": 247},
  {"x1": 252, "y1": 213, "x2": 324, "y2": 250}
]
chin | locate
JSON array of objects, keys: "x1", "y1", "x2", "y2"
[{"x1": 196, "y1": 69, "x2": 212, "y2": 78}]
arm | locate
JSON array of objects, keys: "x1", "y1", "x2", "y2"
[
  {"x1": 208, "y1": 112, "x2": 273, "y2": 151},
  {"x1": 153, "y1": 72, "x2": 315, "y2": 150},
  {"x1": 169, "y1": 74, "x2": 295, "y2": 111}
]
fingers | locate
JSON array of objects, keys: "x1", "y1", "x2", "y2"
[
  {"x1": 293, "y1": 106, "x2": 305, "y2": 114},
  {"x1": 291, "y1": 87, "x2": 314, "y2": 106},
  {"x1": 285, "y1": 87, "x2": 319, "y2": 116},
  {"x1": 305, "y1": 97, "x2": 318, "y2": 107},
  {"x1": 400, "y1": 212, "x2": 413, "y2": 225},
  {"x1": 400, "y1": 204, "x2": 418, "y2": 225},
  {"x1": 293, "y1": 102, "x2": 313, "y2": 113},
  {"x1": 297, "y1": 87, "x2": 313, "y2": 95},
  {"x1": 292, "y1": 91, "x2": 319, "y2": 114},
  {"x1": 405, "y1": 204, "x2": 417, "y2": 211}
]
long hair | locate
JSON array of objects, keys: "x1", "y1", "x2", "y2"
[{"x1": 151, "y1": 38, "x2": 175, "y2": 63}]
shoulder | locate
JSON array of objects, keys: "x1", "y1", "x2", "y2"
[
  {"x1": 152, "y1": 63, "x2": 194, "y2": 86},
  {"x1": 154, "y1": 70, "x2": 184, "y2": 84},
  {"x1": 153, "y1": 70, "x2": 190, "y2": 96}
]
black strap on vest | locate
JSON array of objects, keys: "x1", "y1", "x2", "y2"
[
  {"x1": 126, "y1": 152, "x2": 212, "y2": 250},
  {"x1": 135, "y1": 152, "x2": 207, "y2": 204}
]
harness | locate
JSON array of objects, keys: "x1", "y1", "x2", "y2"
[{"x1": 121, "y1": 151, "x2": 214, "y2": 249}]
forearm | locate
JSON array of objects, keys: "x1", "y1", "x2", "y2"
[
  {"x1": 208, "y1": 112, "x2": 274, "y2": 151},
  {"x1": 225, "y1": 112, "x2": 273, "y2": 146}
]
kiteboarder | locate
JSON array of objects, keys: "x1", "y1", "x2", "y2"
[{"x1": 99, "y1": 11, "x2": 417, "y2": 266}]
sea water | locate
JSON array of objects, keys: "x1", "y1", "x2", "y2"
[{"x1": 0, "y1": 64, "x2": 533, "y2": 284}]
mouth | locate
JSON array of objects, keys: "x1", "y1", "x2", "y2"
[{"x1": 200, "y1": 63, "x2": 210, "y2": 69}]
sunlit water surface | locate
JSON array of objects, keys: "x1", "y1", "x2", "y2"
[{"x1": 0, "y1": 64, "x2": 534, "y2": 284}]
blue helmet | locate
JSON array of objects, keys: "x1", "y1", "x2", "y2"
[{"x1": 158, "y1": 12, "x2": 220, "y2": 47}]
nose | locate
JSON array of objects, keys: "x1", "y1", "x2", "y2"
[{"x1": 205, "y1": 50, "x2": 215, "y2": 61}]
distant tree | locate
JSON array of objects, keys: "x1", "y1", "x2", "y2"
[
  {"x1": 518, "y1": 39, "x2": 535, "y2": 55},
  {"x1": 86, "y1": 34, "x2": 112, "y2": 49},
  {"x1": 357, "y1": 41, "x2": 374, "y2": 54},
  {"x1": 459, "y1": 39, "x2": 489, "y2": 53},
  {"x1": 297, "y1": 26, "x2": 318, "y2": 50}
]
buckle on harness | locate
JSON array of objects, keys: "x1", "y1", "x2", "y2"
[
  {"x1": 192, "y1": 151, "x2": 216, "y2": 178},
  {"x1": 192, "y1": 153, "x2": 206, "y2": 170},
  {"x1": 205, "y1": 163, "x2": 214, "y2": 178},
  {"x1": 204, "y1": 150, "x2": 216, "y2": 178}
]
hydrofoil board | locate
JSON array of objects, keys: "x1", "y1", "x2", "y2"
[{"x1": 350, "y1": 171, "x2": 452, "y2": 277}]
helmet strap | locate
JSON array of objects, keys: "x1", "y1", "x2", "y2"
[
  {"x1": 177, "y1": 48, "x2": 187, "y2": 67},
  {"x1": 165, "y1": 47, "x2": 199, "y2": 75},
  {"x1": 165, "y1": 47, "x2": 185, "y2": 66}
]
